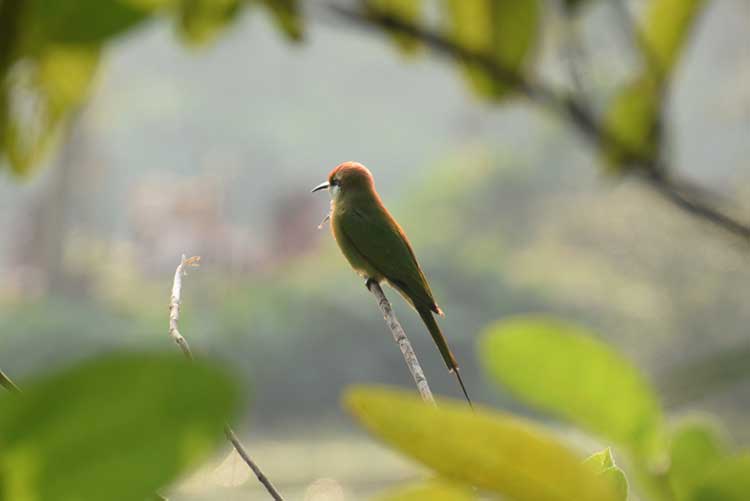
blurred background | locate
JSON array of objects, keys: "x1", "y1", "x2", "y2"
[{"x1": 0, "y1": 0, "x2": 749, "y2": 499}]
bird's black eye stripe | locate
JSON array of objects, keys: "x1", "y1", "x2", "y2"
[{"x1": 331, "y1": 179, "x2": 340, "y2": 186}]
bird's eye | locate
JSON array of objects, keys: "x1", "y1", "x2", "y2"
[{"x1": 330, "y1": 179, "x2": 340, "y2": 187}]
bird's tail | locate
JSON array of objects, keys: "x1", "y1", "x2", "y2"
[{"x1": 418, "y1": 308, "x2": 473, "y2": 408}]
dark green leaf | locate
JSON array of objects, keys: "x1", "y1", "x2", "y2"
[{"x1": 0, "y1": 353, "x2": 241, "y2": 501}]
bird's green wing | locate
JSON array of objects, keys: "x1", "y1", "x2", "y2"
[{"x1": 338, "y1": 205, "x2": 438, "y2": 311}]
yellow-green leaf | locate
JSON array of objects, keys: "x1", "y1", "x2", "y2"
[
  {"x1": 584, "y1": 448, "x2": 629, "y2": 501},
  {"x1": 37, "y1": 45, "x2": 100, "y2": 114},
  {"x1": 480, "y1": 316, "x2": 664, "y2": 456},
  {"x1": 641, "y1": 0, "x2": 707, "y2": 79},
  {"x1": 444, "y1": 0, "x2": 540, "y2": 101},
  {"x1": 345, "y1": 386, "x2": 619, "y2": 501},
  {"x1": 669, "y1": 420, "x2": 726, "y2": 501},
  {"x1": 374, "y1": 479, "x2": 475, "y2": 501},
  {"x1": 602, "y1": 76, "x2": 660, "y2": 167}
]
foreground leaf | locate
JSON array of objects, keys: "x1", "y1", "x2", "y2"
[
  {"x1": 584, "y1": 448, "x2": 629, "y2": 501},
  {"x1": 691, "y1": 455, "x2": 750, "y2": 501},
  {"x1": 345, "y1": 386, "x2": 618, "y2": 501},
  {"x1": 0, "y1": 353, "x2": 241, "y2": 501},
  {"x1": 480, "y1": 316, "x2": 664, "y2": 456},
  {"x1": 669, "y1": 420, "x2": 726, "y2": 500}
]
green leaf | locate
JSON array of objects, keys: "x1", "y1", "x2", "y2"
[
  {"x1": 480, "y1": 316, "x2": 664, "y2": 456},
  {"x1": 444, "y1": 0, "x2": 540, "y2": 101},
  {"x1": 602, "y1": 76, "x2": 660, "y2": 167},
  {"x1": 669, "y1": 420, "x2": 726, "y2": 500},
  {"x1": 366, "y1": 0, "x2": 423, "y2": 54},
  {"x1": 177, "y1": 0, "x2": 241, "y2": 46},
  {"x1": 691, "y1": 455, "x2": 750, "y2": 501},
  {"x1": 640, "y1": 0, "x2": 708, "y2": 79},
  {"x1": 0, "y1": 353, "x2": 241, "y2": 501},
  {"x1": 584, "y1": 448, "x2": 629, "y2": 501},
  {"x1": 601, "y1": 0, "x2": 707, "y2": 169},
  {"x1": 374, "y1": 478, "x2": 475, "y2": 501},
  {"x1": 22, "y1": 0, "x2": 148, "y2": 48},
  {"x1": 344, "y1": 386, "x2": 619, "y2": 501},
  {"x1": 37, "y1": 45, "x2": 101, "y2": 114}
]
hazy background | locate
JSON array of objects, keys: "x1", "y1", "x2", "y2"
[{"x1": 0, "y1": 1, "x2": 749, "y2": 499}]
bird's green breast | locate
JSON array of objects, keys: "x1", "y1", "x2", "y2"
[{"x1": 331, "y1": 205, "x2": 385, "y2": 281}]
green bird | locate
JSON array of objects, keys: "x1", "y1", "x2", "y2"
[{"x1": 312, "y1": 161, "x2": 472, "y2": 406}]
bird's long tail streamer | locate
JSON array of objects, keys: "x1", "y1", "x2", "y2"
[{"x1": 418, "y1": 308, "x2": 473, "y2": 408}]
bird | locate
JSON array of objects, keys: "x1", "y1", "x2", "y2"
[{"x1": 312, "y1": 161, "x2": 472, "y2": 406}]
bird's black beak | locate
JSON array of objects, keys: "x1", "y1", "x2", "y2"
[{"x1": 311, "y1": 181, "x2": 329, "y2": 193}]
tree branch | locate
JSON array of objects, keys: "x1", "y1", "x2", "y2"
[
  {"x1": 328, "y1": 5, "x2": 750, "y2": 245},
  {"x1": 366, "y1": 280, "x2": 436, "y2": 405},
  {"x1": 168, "y1": 255, "x2": 284, "y2": 501}
]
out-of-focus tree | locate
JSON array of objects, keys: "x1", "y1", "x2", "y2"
[{"x1": 3, "y1": 0, "x2": 746, "y2": 248}]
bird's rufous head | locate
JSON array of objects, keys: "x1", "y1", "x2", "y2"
[{"x1": 311, "y1": 161, "x2": 376, "y2": 199}]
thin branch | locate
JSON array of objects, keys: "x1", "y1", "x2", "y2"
[
  {"x1": 0, "y1": 367, "x2": 21, "y2": 394},
  {"x1": 328, "y1": 4, "x2": 750, "y2": 245},
  {"x1": 168, "y1": 255, "x2": 284, "y2": 501},
  {"x1": 169, "y1": 254, "x2": 200, "y2": 360},
  {"x1": 366, "y1": 280, "x2": 436, "y2": 406}
]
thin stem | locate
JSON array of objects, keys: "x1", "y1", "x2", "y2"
[
  {"x1": 225, "y1": 426, "x2": 284, "y2": 501},
  {"x1": 0, "y1": 368, "x2": 21, "y2": 394},
  {"x1": 366, "y1": 280, "x2": 436, "y2": 406},
  {"x1": 168, "y1": 255, "x2": 284, "y2": 501}
]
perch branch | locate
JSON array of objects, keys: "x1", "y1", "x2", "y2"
[
  {"x1": 366, "y1": 280, "x2": 436, "y2": 405},
  {"x1": 328, "y1": 4, "x2": 750, "y2": 245},
  {"x1": 168, "y1": 255, "x2": 284, "y2": 501},
  {"x1": 0, "y1": 367, "x2": 21, "y2": 394}
]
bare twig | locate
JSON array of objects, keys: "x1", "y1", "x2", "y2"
[
  {"x1": 169, "y1": 254, "x2": 200, "y2": 359},
  {"x1": 328, "y1": 4, "x2": 750, "y2": 245},
  {"x1": 0, "y1": 367, "x2": 21, "y2": 394},
  {"x1": 168, "y1": 255, "x2": 284, "y2": 501},
  {"x1": 366, "y1": 280, "x2": 436, "y2": 405}
]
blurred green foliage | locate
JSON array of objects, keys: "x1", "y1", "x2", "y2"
[
  {"x1": 0, "y1": 352, "x2": 242, "y2": 500},
  {"x1": 0, "y1": 0, "x2": 301, "y2": 176},
  {"x1": 603, "y1": 0, "x2": 707, "y2": 167},
  {"x1": 346, "y1": 315, "x2": 750, "y2": 501},
  {"x1": 1, "y1": 0, "x2": 712, "y2": 176}
]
